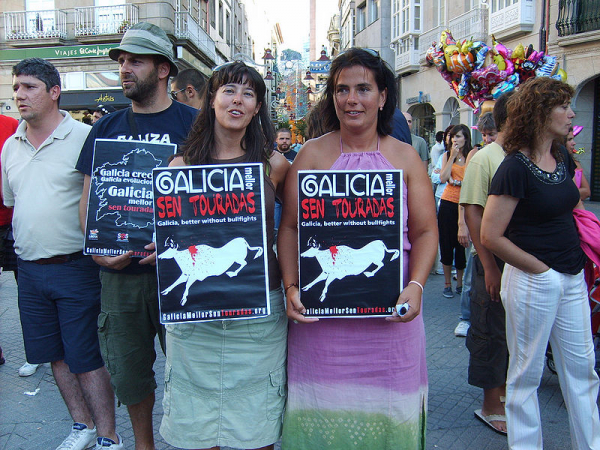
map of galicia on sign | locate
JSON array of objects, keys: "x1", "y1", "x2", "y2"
[
  {"x1": 84, "y1": 139, "x2": 176, "y2": 257},
  {"x1": 94, "y1": 149, "x2": 161, "y2": 229}
]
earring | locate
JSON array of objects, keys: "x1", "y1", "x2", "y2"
[{"x1": 379, "y1": 106, "x2": 383, "y2": 111}]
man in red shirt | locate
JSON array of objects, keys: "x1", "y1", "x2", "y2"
[
  {"x1": 0, "y1": 113, "x2": 18, "y2": 365},
  {"x1": 1, "y1": 115, "x2": 43, "y2": 375},
  {"x1": 0, "y1": 114, "x2": 18, "y2": 274}
]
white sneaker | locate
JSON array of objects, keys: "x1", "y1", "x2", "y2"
[
  {"x1": 95, "y1": 433, "x2": 124, "y2": 449},
  {"x1": 454, "y1": 320, "x2": 470, "y2": 337},
  {"x1": 56, "y1": 423, "x2": 97, "y2": 450},
  {"x1": 18, "y1": 362, "x2": 40, "y2": 377}
]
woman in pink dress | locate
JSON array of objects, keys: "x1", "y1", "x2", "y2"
[{"x1": 277, "y1": 48, "x2": 438, "y2": 449}]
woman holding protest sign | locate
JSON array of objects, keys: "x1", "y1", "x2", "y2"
[
  {"x1": 158, "y1": 61, "x2": 290, "y2": 450},
  {"x1": 277, "y1": 48, "x2": 438, "y2": 449}
]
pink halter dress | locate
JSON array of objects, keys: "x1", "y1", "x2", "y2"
[{"x1": 282, "y1": 136, "x2": 428, "y2": 449}]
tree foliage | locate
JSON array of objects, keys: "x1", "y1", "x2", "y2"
[
  {"x1": 281, "y1": 49, "x2": 302, "y2": 61},
  {"x1": 277, "y1": 119, "x2": 290, "y2": 131},
  {"x1": 294, "y1": 118, "x2": 307, "y2": 140}
]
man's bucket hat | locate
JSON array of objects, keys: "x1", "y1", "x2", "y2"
[{"x1": 109, "y1": 22, "x2": 178, "y2": 77}]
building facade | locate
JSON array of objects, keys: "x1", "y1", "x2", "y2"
[
  {"x1": 327, "y1": 0, "x2": 600, "y2": 197},
  {"x1": 327, "y1": 13, "x2": 341, "y2": 57},
  {"x1": 394, "y1": 0, "x2": 600, "y2": 199},
  {"x1": 339, "y1": 0, "x2": 394, "y2": 69},
  {"x1": 394, "y1": 0, "x2": 489, "y2": 146},
  {"x1": 0, "y1": 0, "x2": 253, "y2": 116},
  {"x1": 547, "y1": 0, "x2": 600, "y2": 199}
]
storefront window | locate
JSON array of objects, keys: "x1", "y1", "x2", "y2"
[
  {"x1": 61, "y1": 71, "x2": 120, "y2": 90},
  {"x1": 86, "y1": 71, "x2": 120, "y2": 89}
]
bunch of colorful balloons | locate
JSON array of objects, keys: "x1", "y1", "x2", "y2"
[{"x1": 426, "y1": 31, "x2": 567, "y2": 111}]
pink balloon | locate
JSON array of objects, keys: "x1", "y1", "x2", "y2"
[
  {"x1": 471, "y1": 64, "x2": 508, "y2": 90},
  {"x1": 504, "y1": 59, "x2": 515, "y2": 76}
]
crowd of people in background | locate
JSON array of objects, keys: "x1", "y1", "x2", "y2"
[{"x1": 1, "y1": 20, "x2": 599, "y2": 450}]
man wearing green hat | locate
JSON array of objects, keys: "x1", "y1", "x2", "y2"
[{"x1": 76, "y1": 22, "x2": 197, "y2": 449}]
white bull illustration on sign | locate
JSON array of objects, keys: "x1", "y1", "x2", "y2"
[
  {"x1": 301, "y1": 237, "x2": 399, "y2": 302},
  {"x1": 158, "y1": 237, "x2": 263, "y2": 306}
]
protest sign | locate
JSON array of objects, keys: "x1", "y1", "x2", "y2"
[
  {"x1": 84, "y1": 139, "x2": 176, "y2": 257},
  {"x1": 153, "y1": 163, "x2": 269, "y2": 324},
  {"x1": 298, "y1": 170, "x2": 403, "y2": 318}
]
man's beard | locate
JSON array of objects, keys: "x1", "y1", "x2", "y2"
[
  {"x1": 122, "y1": 68, "x2": 159, "y2": 103},
  {"x1": 278, "y1": 144, "x2": 290, "y2": 152}
]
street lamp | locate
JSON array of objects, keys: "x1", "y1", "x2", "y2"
[
  {"x1": 262, "y1": 48, "x2": 275, "y2": 60},
  {"x1": 230, "y1": 51, "x2": 280, "y2": 121},
  {"x1": 260, "y1": 50, "x2": 279, "y2": 120},
  {"x1": 317, "y1": 46, "x2": 330, "y2": 61}
]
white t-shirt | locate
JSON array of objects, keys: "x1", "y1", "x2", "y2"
[{"x1": 430, "y1": 142, "x2": 445, "y2": 172}]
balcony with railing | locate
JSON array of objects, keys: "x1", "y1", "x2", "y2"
[
  {"x1": 75, "y1": 4, "x2": 138, "y2": 38},
  {"x1": 174, "y1": 11, "x2": 216, "y2": 64},
  {"x1": 449, "y1": 7, "x2": 488, "y2": 43},
  {"x1": 489, "y1": 0, "x2": 535, "y2": 39},
  {"x1": 556, "y1": 0, "x2": 600, "y2": 37},
  {"x1": 4, "y1": 9, "x2": 67, "y2": 41},
  {"x1": 418, "y1": 25, "x2": 446, "y2": 62},
  {"x1": 417, "y1": 8, "x2": 488, "y2": 63}
]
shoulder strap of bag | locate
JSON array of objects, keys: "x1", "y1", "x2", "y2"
[{"x1": 127, "y1": 107, "x2": 139, "y2": 139}]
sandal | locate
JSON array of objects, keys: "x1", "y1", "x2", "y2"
[{"x1": 474, "y1": 409, "x2": 507, "y2": 435}]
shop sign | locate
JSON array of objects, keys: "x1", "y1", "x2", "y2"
[
  {"x1": 406, "y1": 92, "x2": 431, "y2": 104},
  {"x1": 0, "y1": 44, "x2": 117, "y2": 61}
]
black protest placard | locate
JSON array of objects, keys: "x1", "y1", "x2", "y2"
[
  {"x1": 153, "y1": 163, "x2": 269, "y2": 324},
  {"x1": 298, "y1": 170, "x2": 403, "y2": 318},
  {"x1": 84, "y1": 139, "x2": 176, "y2": 257}
]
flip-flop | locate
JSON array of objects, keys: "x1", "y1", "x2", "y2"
[{"x1": 474, "y1": 409, "x2": 507, "y2": 435}]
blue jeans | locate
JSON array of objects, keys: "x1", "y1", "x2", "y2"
[
  {"x1": 459, "y1": 247, "x2": 473, "y2": 321},
  {"x1": 274, "y1": 200, "x2": 282, "y2": 229}
]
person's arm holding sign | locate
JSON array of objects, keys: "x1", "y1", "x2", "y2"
[{"x1": 278, "y1": 141, "x2": 319, "y2": 323}]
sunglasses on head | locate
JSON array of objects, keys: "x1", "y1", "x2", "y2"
[
  {"x1": 212, "y1": 60, "x2": 244, "y2": 72},
  {"x1": 338, "y1": 48, "x2": 380, "y2": 58},
  {"x1": 362, "y1": 48, "x2": 380, "y2": 57}
]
